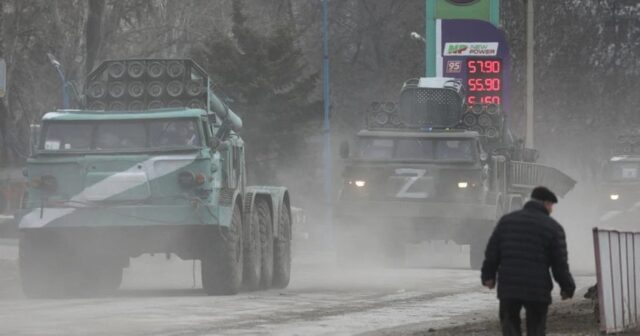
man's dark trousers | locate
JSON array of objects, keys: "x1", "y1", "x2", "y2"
[{"x1": 500, "y1": 299, "x2": 549, "y2": 336}]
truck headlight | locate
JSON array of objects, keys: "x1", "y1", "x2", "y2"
[
  {"x1": 610, "y1": 194, "x2": 620, "y2": 201},
  {"x1": 347, "y1": 180, "x2": 367, "y2": 188},
  {"x1": 458, "y1": 182, "x2": 469, "y2": 189},
  {"x1": 31, "y1": 175, "x2": 58, "y2": 193}
]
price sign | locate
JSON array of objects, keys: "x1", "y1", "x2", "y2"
[{"x1": 465, "y1": 58, "x2": 502, "y2": 105}]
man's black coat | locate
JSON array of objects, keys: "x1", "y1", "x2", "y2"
[{"x1": 481, "y1": 200, "x2": 576, "y2": 303}]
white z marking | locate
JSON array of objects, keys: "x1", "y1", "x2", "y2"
[{"x1": 395, "y1": 168, "x2": 428, "y2": 199}]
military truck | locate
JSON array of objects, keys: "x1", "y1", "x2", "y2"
[
  {"x1": 336, "y1": 77, "x2": 575, "y2": 268},
  {"x1": 598, "y1": 131, "x2": 640, "y2": 222},
  {"x1": 600, "y1": 155, "x2": 640, "y2": 216},
  {"x1": 17, "y1": 59, "x2": 292, "y2": 297}
]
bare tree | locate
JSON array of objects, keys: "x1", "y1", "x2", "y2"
[{"x1": 85, "y1": 0, "x2": 105, "y2": 75}]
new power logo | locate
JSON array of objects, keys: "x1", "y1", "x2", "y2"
[
  {"x1": 444, "y1": 43, "x2": 498, "y2": 56},
  {"x1": 447, "y1": 44, "x2": 468, "y2": 55}
]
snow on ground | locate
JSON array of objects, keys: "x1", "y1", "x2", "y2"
[{"x1": 0, "y1": 242, "x2": 596, "y2": 336}]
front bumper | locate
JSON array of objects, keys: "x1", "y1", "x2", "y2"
[
  {"x1": 335, "y1": 199, "x2": 496, "y2": 221},
  {"x1": 20, "y1": 224, "x2": 221, "y2": 260},
  {"x1": 17, "y1": 204, "x2": 219, "y2": 229},
  {"x1": 334, "y1": 199, "x2": 496, "y2": 243}
]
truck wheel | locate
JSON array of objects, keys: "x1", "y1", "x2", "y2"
[
  {"x1": 272, "y1": 203, "x2": 291, "y2": 289},
  {"x1": 90, "y1": 263, "x2": 123, "y2": 295},
  {"x1": 242, "y1": 197, "x2": 262, "y2": 291},
  {"x1": 19, "y1": 234, "x2": 64, "y2": 298},
  {"x1": 256, "y1": 199, "x2": 273, "y2": 289},
  {"x1": 202, "y1": 203, "x2": 243, "y2": 295},
  {"x1": 63, "y1": 261, "x2": 123, "y2": 297}
]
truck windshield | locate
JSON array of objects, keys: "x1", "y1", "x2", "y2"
[
  {"x1": 358, "y1": 137, "x2": 475, "y2": 162},
  {"x1": 42, "y1": 118, "x2": 202, "y2": 152},
  {"x1": 606, "y1": 162, "x2": 640, "y2": 181}
]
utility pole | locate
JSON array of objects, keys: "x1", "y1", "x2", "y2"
[
  {"x1": 322, "y1": 0, "x2": 333, "y2": 242},
  {"x1": 0, "y1": 0, "x2": 8, "y2": 163},
  {"x1": 525, "y1": 0, "x2": 534, "y2": 148}
]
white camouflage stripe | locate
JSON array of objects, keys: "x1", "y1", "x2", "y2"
[{"x1": 19, "y1": 155, "x2": 197, "y2": 229}]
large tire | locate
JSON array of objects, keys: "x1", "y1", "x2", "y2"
[
  {"x1": 202, "y1": 203, "x2": 243, "y2": 295},
  {"x1": 257, "y1": 199, "x2": 274, "y2": 289},
  {"x1": 96, "y1": 265, "x2": 123, "y2": 293},
  {"x1": 21, "y1": 233, "x2": 123, "y2": 298},
  {"x1": 272, "y1": 203, "x2": 292, "y2": 289},
  {"x1": 64, "y1": 261, "x2": 123, "y2": 297},
  {"x1": 242, "y1": 197, "x2": 262, "y2": 291},
  {"x1": 83, "y1": 262, "x2": 123, "y2": 295},
  {"x1": 19, "y1": 233, "x2": 64, "y2": 298}
]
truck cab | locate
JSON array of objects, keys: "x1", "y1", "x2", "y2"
[
  {"x1": 342, "y1": 129, "x2": 487, "y2": 203},
  {"x1": 599, "y1": 155, "x2": 640, "y2": 217}
]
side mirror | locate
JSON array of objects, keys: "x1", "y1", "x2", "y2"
[
  {"x1": 339, "y1": 140, "x2": 350, "y2": 159},
  {"x1": 29, "y1": 124, "x2": 41, "y2": 155},
  {"x1": 480, "y1": 152, "x2": 488, "y2": 163}
]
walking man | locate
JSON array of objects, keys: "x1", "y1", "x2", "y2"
[{"x1": 481, "y1": 186, "x2": 575, "y2": 336}]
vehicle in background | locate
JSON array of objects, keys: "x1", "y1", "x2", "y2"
[
  {"x1": 336, "y1": 77, "x2": 575, "y2": 269},
  {"x1": 599, "y1": 154, "x2": 640, "y2": 225}
]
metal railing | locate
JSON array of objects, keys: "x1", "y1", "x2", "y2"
[
  {"x1": 491, "y1": 156, "x2": 507, "y2": 195},
  {"x1": 593, "y1": 228, "x2": 640, "y2": 333},
  {"x1": 509, "y1": 161, "x2": 576, "y2": 197}
]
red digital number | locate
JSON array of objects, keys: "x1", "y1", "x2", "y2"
[
  {"x1": 480, "y1": 61, "x2": 488, "y2": 73},
  {"x1": 481, "y1": 96, "x2": 501, "y2": 104},
  {"x1": 468, "y1": 61, "x2": 477, "y2": 74},
  {"x1": 468, "y1": 78, "x2": 488, "y2": 91},
  {"x1": 483, "y1": 78, "x2": 501, "y2": 91},
  {"x1": 467, "y1": 78, "x2": 475, "y2": 91},
  {"x1": 482, "y1": 60, "x2": 501, "y2": 73},
  {"x1": 491, "y1": 60, "x2": 501, "y2": 73},
  {"x1": 477, "y1": 79, "x2": 485, "y2": 91},
  {"x1": 466, "y1": 58, "x2": 502, "y2": 106}
]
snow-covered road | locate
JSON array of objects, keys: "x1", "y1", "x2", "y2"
[{"x1": 0, "y1": 244, "x2": 594, "y2": 336}]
